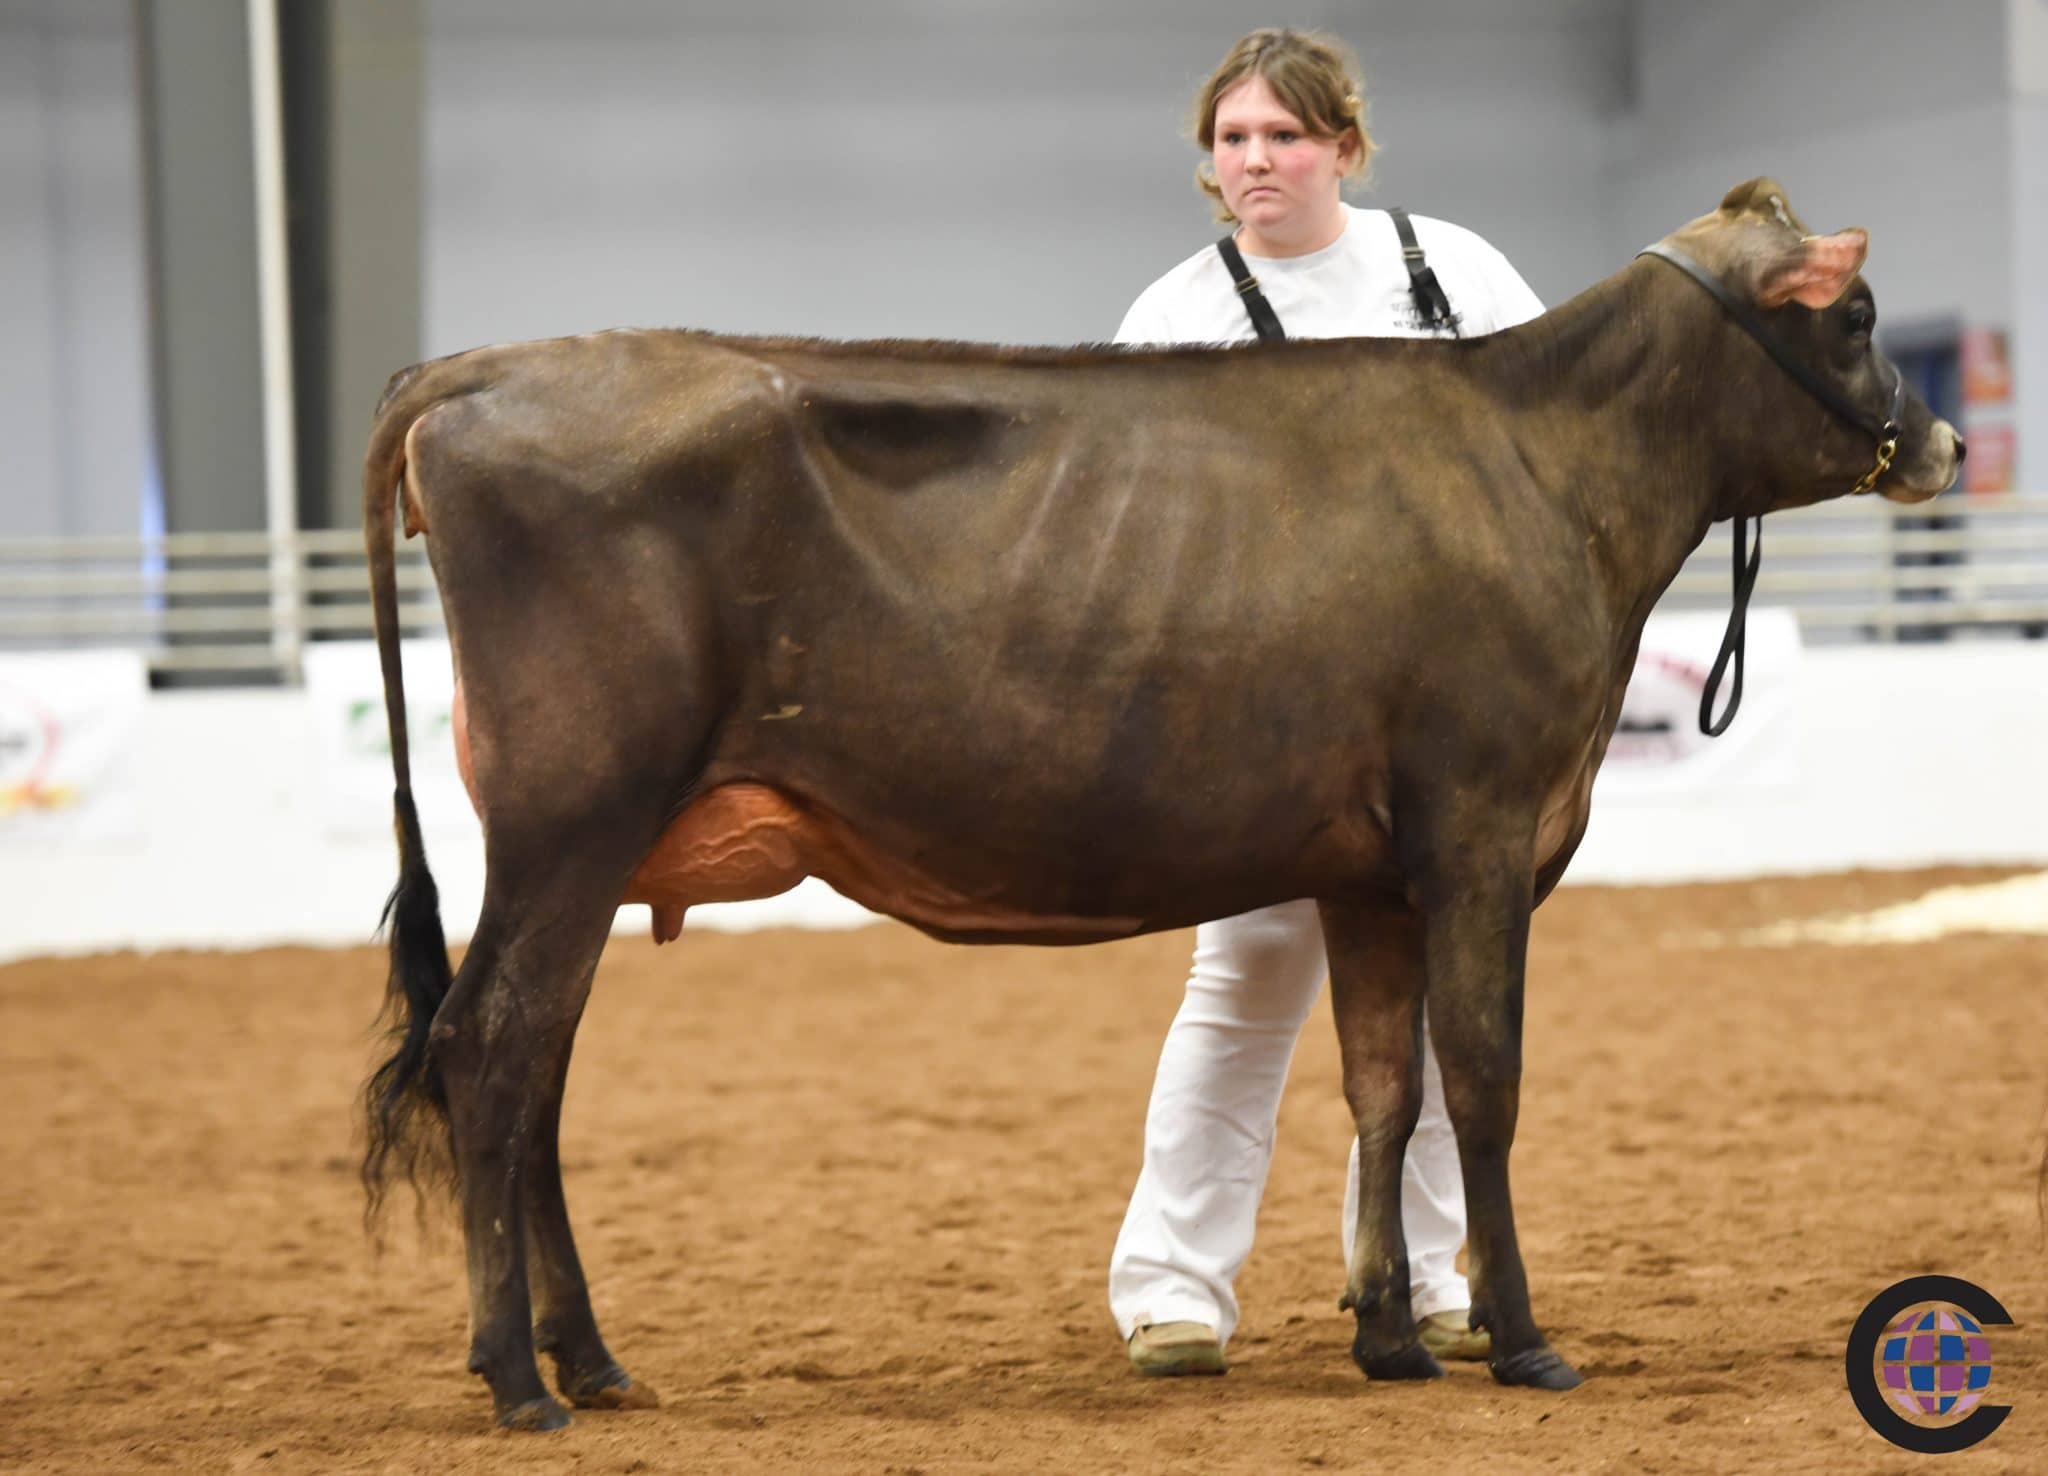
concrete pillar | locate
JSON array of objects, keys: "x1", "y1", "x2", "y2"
[
  {"x1": 281, "y1": 0, "x2": 423, "y2": 529},
  {"x1": 135, "y1": 0, "x2": 266, "y2": 534}
]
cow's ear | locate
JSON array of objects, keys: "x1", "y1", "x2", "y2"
[{"x1": 1756, "y1": 228, "x2": 1868, "y2": 310}]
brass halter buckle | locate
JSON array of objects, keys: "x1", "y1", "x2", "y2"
[{"x1": 1850, "y1": 433, "x2": 1900, "y2": 495}]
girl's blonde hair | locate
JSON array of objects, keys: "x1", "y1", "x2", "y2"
[{"x1": 1190, "y1": 29, "x2": 1375, "y2": 224}]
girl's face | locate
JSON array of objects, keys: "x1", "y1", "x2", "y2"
[{"x1": 1211, "y1": 73, "x2": 1355, "y2": 253}]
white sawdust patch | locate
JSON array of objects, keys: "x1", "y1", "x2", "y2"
[{"x1": 1725, "y1": 870, "x2": 2048, "y2": 946}]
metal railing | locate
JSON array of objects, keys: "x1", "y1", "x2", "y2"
[
  {"x1": 0, "y1": 529, "x2": 443, "y2": 680},
  {"x1": 3, "y1": 494, "x2": 2045, "y2": 682},
  {"x1": 1654, "y1": 492, "x2": 2048, "y2": 640}
]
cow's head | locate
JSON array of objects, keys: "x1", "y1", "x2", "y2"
[{"x1": 1654, "y1": 178, "x2": 1962, "y2": 511}]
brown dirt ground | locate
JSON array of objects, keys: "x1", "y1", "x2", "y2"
[{"x1": 3, "y1": 867, "x2": 2045, "y2": 1475}]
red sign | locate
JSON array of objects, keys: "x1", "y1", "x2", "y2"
[
  {"x1": 1964, "y1": 423, "x2": 2015, "y2": 498},
  {"x1": 1960, "y1": 327, "x2": 2012, "y2": 407}
]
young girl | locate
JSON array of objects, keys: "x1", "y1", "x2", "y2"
[{"x1": 1109, "y1": 27, "x2": 1545, "y2": 1377}]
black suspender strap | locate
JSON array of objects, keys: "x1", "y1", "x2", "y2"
[
  {"x1": 1389, "y1": 206, "x2": 1458, "y2": 337},
  {"x1": 1219, "y1": 210, "x2": 1457, "y2": 341},
  {"x1": 1214, "y1": 235, "x2": 1286, "y2": 342}
]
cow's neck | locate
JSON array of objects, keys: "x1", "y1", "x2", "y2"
[{"x1": 1483, "y1": 262, "x2": 1751, "y2": 639}]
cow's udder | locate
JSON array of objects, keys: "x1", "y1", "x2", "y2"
[{"x1": 624, "y1": 784, "x2": 812, "y2": 941}]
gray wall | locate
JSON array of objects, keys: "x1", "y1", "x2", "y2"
[
  {"x1": 418, "y1": 0, "x2": 1629, "y2": 353},
  {"x1": 0, "y1": 0, "x2": 2038, "y2": 536},
  {"x1": 1613, "y1": 0, "x2": 2013, "y2": 328},
  {"x1": 0, "y1": 0, "x2": 151, "y2": 539}
]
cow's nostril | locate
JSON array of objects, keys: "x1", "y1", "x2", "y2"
[{"x1": 1954, "y1": 433, "x2": 1968, "y2": 464}]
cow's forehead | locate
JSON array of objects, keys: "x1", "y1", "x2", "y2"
[
  {"x1": 1661, "y1": 176, "x2": 1824, "y2": 278},
  {"x1": 1717, "y1": 176, "x2": 1811, "y2": 234}
]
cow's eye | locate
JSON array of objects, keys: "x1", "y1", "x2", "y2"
[{"x1": 1845, "y1": 302, "x2": 1875, "y2": 336}]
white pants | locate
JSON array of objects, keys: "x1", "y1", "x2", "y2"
[{"x1": 1109, "y1": 899, "x2": 1469, "y2": 1346}]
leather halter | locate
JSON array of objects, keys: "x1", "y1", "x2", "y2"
[{"x1": 1636, "y1": 243, "x2": 1908, "y2": 735}]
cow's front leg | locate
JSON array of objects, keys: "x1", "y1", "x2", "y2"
[
  {"x1": 1317, "y1": 897, "x2": 1442, "y2": 1381},
  {"x1": 1418, "y1": 850, "x2": 1580, "y2": 1391}
]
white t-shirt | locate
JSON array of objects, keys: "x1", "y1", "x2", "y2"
[{"x1": 1115, "y1": 203, "x2": 1544, "y2": 346}]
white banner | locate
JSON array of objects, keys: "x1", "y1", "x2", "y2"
[
  {"x1": 303, "y1": 639, "x2": 473, "y2": 839},
  {"x1": 1593, "y1": 606, "x2": 1801, "y2": 800},
  {"x1": 0, "y1": 650, "x2": 149, "y2": 844}
]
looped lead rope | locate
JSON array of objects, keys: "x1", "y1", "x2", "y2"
[{"x1": 1699, "y1": 514, "x2": 1762, "y2": 736}]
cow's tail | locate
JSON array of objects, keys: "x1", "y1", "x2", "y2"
[{"x1": 358, "y1": 364, "x2": 457, "y2": 1235}]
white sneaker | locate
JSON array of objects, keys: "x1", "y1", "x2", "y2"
[
  {"x1": 1416, "y1": 1309, "x2": 1491, "y2": 1361},
  {"x1": 1126, "y1": 1320, "x2": 1227, "y2": 1377}
]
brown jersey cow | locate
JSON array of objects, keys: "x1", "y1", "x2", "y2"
[{"x1": 358, "y1": 180, "x2": 1960, "y2": 1430}]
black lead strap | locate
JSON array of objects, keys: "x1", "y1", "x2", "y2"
[
  {"x1": 1699, "y1": 515, "x2": 1761, "y2": 737},
  {"x1": 1636, "y1": 242, "x2": 1906, "y2": 736}
]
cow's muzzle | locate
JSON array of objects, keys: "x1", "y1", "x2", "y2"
[{"x1": 1881, "y1": 420, "x2": 1965, "y2": 505}]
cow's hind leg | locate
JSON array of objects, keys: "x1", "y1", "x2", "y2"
[
  {"x1": 524, "y1": 1004, "x2": 659, "y2": 1411},
  {"x1": 1418, "y1": 847, "x2": 1580, "y2": 1392},
  {"x1": 433, "y1": 849, "x2": 630, "y2": 1431},
  {"x1": 1318, "y1": 896, "x2": 1442, "y2": 1381}
]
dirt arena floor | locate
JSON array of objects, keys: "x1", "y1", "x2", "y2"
[{"x1": 5, "y1": 867, "x2": 2046, "y2": 1474}]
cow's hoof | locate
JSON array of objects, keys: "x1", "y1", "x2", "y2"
[
  {"x1": 1353, "y1": 1340, "x2": 1447, "y2": 1381},
  {"x1": 565, "y1": 1363, "x2": 660, "y2": 1410},
  {"x1": 1490, "y1": 1347, "x2": 1583, "y2": 1391},
  {"x1": 499, "y1": 1395, "x2": 573, "y2": 1432}
]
